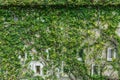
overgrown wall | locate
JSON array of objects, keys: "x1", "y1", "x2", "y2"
[
  {"x1": 0, "y1": 5, "x2": 120, "y2": 80},
  {"x1": 0, "y1": 0, "x2": 120, "y2": 5}
]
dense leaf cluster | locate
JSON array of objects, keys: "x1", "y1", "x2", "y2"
[
  {"x1": 0, "y1": 6, "x2": 120, "y2": 80},
  {"x1": 0, "y1": 0, "x2": 120, "y2": 6}
]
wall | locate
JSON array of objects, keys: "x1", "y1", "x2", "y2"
[{"x1": 0, "y1": 6, "x2": 120, "y2": 80}]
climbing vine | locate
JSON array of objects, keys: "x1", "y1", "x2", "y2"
[
  {"x1": 0, "y1": 0, "x2": 120, "y2": 6},
  {"x1": 0, "y1": 5, "x2": 120, "y2": 80}
]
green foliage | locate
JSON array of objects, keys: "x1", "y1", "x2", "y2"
[
  {"x1": 0, "y1": 6, "x2": 120, "y2": 80},
  {"x1": 0, "y1": 0, "x2": 120, "y2": 6}
]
